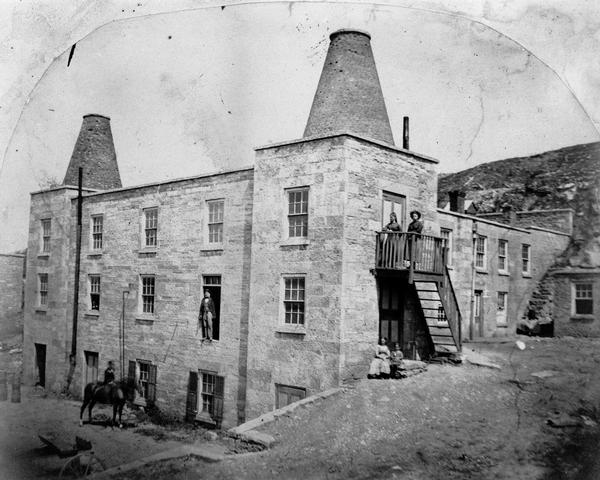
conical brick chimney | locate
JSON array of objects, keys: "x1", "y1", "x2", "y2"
[
  {"x1": 304, "y1": 29, "x2": 394, "y2": 145},
  {"x1": 62, "y1": 114, "x2": 122, "y2": 189}
]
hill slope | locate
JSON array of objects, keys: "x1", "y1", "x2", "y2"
[{"x1": 438, "y1": 142, "x2": 600, "y2": 267}]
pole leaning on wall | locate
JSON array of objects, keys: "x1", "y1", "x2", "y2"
[{"x1": 65, "y1": 167, "x2": 83, "y2": 393}]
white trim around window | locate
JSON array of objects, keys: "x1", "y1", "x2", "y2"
[
  {"x1": 285, "y1": 187, "x2": 309, "y2": 243},
  {"x1": 205, "y1": 199, "x2": 225, "y2": 248},
  {"x1": 139, "y1": 274, "x2": 156, "y2": 316},
  {"x1": 475, "y1": 235, "x2": 487, "y2": 271},
  {"x1": 572, "y1": 282, "x2": 593, "y2": 316},
  {"x1": 498, "y1": 239, "x2": 508, "y2": 274},
  {"x1": 141, "y1": 207, "x2": 158, "y2": 250},
  {"x1": 90, "y1": 214, "x2": 104, "y2": 252},
  {"x1": 278, "y1": 274, "x2": 306, "y2": 334},
  {"x1": 521, "y1": 244, "x2": 531, "y2": 276}
]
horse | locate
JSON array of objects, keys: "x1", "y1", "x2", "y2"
[{"x1": 79, "y1": 377, "x2": 141, "y2": 428}]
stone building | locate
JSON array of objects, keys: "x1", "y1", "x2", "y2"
[
  {"x1": 23, "y1": 30, "x2": 571, "y2": 427},
  {"x1": 0, "y1": 252, "x2": 25, "y2": 328}
]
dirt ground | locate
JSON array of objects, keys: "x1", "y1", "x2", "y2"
[{"x1": 2, "y1": 336, "x2": 600, "y2": 479}]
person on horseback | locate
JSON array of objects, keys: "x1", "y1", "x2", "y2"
[{"x1": 103, "y1": 361, "x2": 115, "y2": 385}]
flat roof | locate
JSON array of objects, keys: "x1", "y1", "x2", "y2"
[{"x1": 437, "y1": 208, "x2": 530, "y2": 233}]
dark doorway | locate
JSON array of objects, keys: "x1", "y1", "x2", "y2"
[
  {"x1": 202, "y1": 275, "x2": 221, "y2": 340},
  {"x1": 474, "y1": 290, "x2": 484, "y2": 337},
  {"x1": 84, "y1": 351, "x2": 98, "y2": 386},
  {"x1": 378, "y1": 279, "x2": 404, "y2": 347},
  {"x1": 34, "y1": 343, "x2": 46, "y2": 387}
]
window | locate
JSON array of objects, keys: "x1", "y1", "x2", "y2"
[
  {"x1": 200, "y1": 371, "x2": 224, "y2": 426},
  {"x1": 573, "y1": 283, "x2": 593, "y2": 315},
  {"x1": 140, "y1": 275, "x2": 155, "y2": 314},
  {"x1": 89, "y1": 275, "x2": 101, "y2": 311},
  {"x1": 382, "y1": 192, "x2": 406, "y2": 230},
  {"x1": 38, "y1": 273, "x2": 48, "y2": 306},
  {"x1": 496, "y1": 292, "x2": 508, "y2": 326},
  {"x1": 287, "y1": 188, "x2": 308, "y2": 238},
  {"x1": 276, "y1": 384, "x2": 306, "y2": 409},
  {"x1": 440, "y1": 228, "x2": 453, "y2": 266},
  {"x1": 143, "y1": 208, "x2": 158, "y2": 248},
  {"x1": 207, "y1": 200, "x2": 224, "y2": 244},
  {"x1": 522, "y1": 244, "x2": 531, "y2": 275},
  {"x1": 41, "y1": 219, "x2": 51, "y2": 253},
  {"x1": 475, "y1": 236, "x2": 487, "y2": 270},
  {"x1": 91, "y1": 215, "x2": 103, "y2": 250},
  {"x1": 284, "y1": 277, "x2": 305, "y2": 325},
  {"x1": 498, "y1": 239, "x2": 508, "y2": 272},
  {"x1": 202, "y1": 275, "x2": 221, "y2": 340},
  {"x1": 129, "y1": 360, "x2": 157, "y2": 404}
]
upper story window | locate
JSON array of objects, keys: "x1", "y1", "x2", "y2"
[
  {"x1": 440, "y1": 228, "x2": 453, "y2": 266},
  {"x1": 89, "y1": 275, "x2": 101, "y2": 311},
  {"x1": 41, "y1": 219, "x2": 51, "y2": 253},
  {"x1": 498, "y1": 239, "x2": 508, "y2": 273},
  {"x1": 382, "y1": 192, "x2": 406, "y2": 230},
  {"x1": 522, "y1": 244, "x2": 531, "y2": 275},
  {"x1": 207, "y1": 200, "x2": 224, "y2": 244},
  {"x1": 573, "y1": 283, "x2": 593, "y2": 316},
  {"x1": 38, "y1": 273, "x2": 48, "y2": 307},
  {"x1": 143, "y1": 208, "x2": 158, "y2": 248},
  {"x1": 475, "y1": 236, "x2": 487, "y2": 270},
  {"x1": 140, "y1": 275, "x2": 156, "y2": 314},
  {"x1": 284, "y1": 276, "x2": 305, "y2": 325},
  {"x1": 287, "y1": 188, "x2": 309, "y2": 238},
  {"x1": 91, "y1": 215, "x2": 103, "y2": 250}
]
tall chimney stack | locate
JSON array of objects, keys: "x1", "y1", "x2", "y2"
[
  {"x1": 63, "y1": 114, "x2": 122, "y2": 190},
  {"x1": 303, "y1": 29, "x2": 395, "y2": 145},
  {"x1": 402, "y1": 116, "x2": 409, "y2": 150}
]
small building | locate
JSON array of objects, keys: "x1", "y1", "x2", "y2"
[{"x1": 23, "y1": 29, "x2": 571, "y2": 427}]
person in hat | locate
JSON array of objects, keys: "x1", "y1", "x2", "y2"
[
  {"x1": 407, "y1": 210, "x2": 423, "y2": 234},
  {"x1": 103, "y1": 361, "x2": 115, "y2": 385}
]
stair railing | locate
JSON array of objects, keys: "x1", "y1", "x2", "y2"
[{"x1": 438, "y1": 265, "x2": 463, "y2": 352}]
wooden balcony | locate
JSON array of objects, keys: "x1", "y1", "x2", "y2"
[{"x1": 375, "y1": 232, "x2": 447, "y2": 280}]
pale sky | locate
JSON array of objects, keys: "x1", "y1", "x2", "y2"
[{"x1": 1, "y1": 1, "x2": 599, "y2": 252}]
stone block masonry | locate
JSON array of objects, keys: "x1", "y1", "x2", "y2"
[{"x1": 0, "y1": 253, "x2": 25, "y2": 327}]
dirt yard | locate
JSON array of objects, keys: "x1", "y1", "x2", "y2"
[{"x1": 1, "y1": 336, "x2": 600, "y2": 479}]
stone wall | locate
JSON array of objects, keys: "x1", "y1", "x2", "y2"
[
  {"x1": 23, "y1": 187, "x2": 83, "y2": 391},
  {"x1": 340, "y1": 136, "x2": 439, "y2": 379},
  {"x1": 476, "y1": 209, "x2": 574, "y2": 235},
  {"x1": 551, "y1": 269, "x2": 600, "y2": 337},
  {"x1": 0, "y1": 253, "x2": 25, "y2": 328},
  {"x1": 438, "y1": 210, "x2": 571, "y2": 338}
]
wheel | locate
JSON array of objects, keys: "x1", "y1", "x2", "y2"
[{"x1": 59, "y1": 452, "x2": 106, "y2": 478}]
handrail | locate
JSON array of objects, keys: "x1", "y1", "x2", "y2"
[
  {"x1": 375, "y1": 231, "x2": 446, "y2": 276},
  {"x1": 438, "y1": 265, "x2": 463, "y2": 352}
]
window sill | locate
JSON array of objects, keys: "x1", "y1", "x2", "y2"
[
  {"x1": 201, "y1": 244, "x2": 224, "y2": 252},
  {"x1": 496, "y1": 324, "x2": 508, "y2": 328},
  {"x1": 135, "y1": 316, "x2": 155, "y2": 325},
  {"x1": 37, "y1": 254, "x2": 50, "y2": 259},
  {"x1": 35, "y1": 308, "x2": 47, "y2": 314},
  {"x1": 475, "y1": 269, "x2": 488, "y2": 275},
  {"x1": 498, "y1": 271, "x2": 510, "y2": 276},
  {"x1": 88, "y1": 251, "x2": 103, "y2": 257},
  {"x1": 281, "y1": 238, "x2": 310, "y2": 247},
  {"x1": 522, "y1": 273, "x2": 532, "y2": 278},
  {"x1": 570, "y1": 315, "x2": 594, "y2": 323},
  {"x1": 276, "y1": 325, "x2": 306, "y2": 335},
  {"x1": 84, "y1": 310, "x2": 100, "y2": 317},
  {"x1": 138, "y1": 247, "x2": 158, "y2": 255}
]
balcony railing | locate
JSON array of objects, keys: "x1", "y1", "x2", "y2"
[{"x1": 375, "y1": 232, "x2": 447, "y2": 277}]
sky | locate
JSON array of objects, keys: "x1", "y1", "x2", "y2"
[{"x1": 1, "y1": 0, "x2": 599, "y2": 253}]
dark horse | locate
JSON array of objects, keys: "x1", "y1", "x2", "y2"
[{"x1": 79, "y1": 378, "x2": 140, "y2": 428}]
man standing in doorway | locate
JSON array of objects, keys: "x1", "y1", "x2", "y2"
[{"x1": 198, "y1": 290, "x2": 216, "y2": 341}]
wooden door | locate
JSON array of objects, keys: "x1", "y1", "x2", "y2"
[
  {"x1": 379, "y1": 280, "x2": 403, "y2": 347},
  {"x1": 474, "y1": 290, "x2": 484, "y2": 337}
]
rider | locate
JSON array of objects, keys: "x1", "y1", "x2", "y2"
[{"x1": 103, "y1": 361, "x2": 116, "y2": 385}]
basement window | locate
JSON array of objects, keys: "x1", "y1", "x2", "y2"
[
  {"x1": 573, "y1": 283, "x2": 593, "y2": 316},
  {"x1": 276, "y1": 384, "x2": 306, "y2": 409}
]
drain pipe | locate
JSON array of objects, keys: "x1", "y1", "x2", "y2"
[
  {"x1": 65, "y1": 167, "x2": 83, "y2": 392},
  {"x1": 469, "y1": 222, "x2": 477, "y2": 341}
]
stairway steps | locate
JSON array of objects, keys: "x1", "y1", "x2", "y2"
[{"x1": 415, "y1": 281, "x2": 459, "y2": 354}]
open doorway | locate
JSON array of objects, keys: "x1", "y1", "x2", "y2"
[
  {"x1": 34, "y1": 343, "x2": 46, "y2": 387},
  {"x1": 202, "y1": 275, "x2": 221, "y2": 340},
  {"x1": 378, "y1": 278, "x2": 404, "y2": 348}
]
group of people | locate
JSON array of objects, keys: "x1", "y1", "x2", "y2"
[
  {"x1": 384, "y1": 210, "x2": 423, "y2": 235},
  {"x1": 367, "y1": 338, "x2": 404, "y2": 379},
  {"x1": 382, "y1": 210, "x2": 424, "y2": 267}
]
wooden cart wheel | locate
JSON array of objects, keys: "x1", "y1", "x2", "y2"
[{"x1": 59, "y1": 452, "x2": 106, "y2": 478}]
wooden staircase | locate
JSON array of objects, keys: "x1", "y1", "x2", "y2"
[{"x1": 414, "y1": 273, "x2": 462, "y2": 354}]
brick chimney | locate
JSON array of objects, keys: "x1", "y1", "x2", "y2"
[
  {"x1": 303, "y1": 29, "x2": 395, "y2": 145},
  {"x1": 62, "y1": 114, "x2": 122, "y2": 190},
  {"x1": 501, "y1": 204, "x2": 517, "y2": 226},
  {"x1": 448, "y1": 190, "x2": 466, "y2": 213}
]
